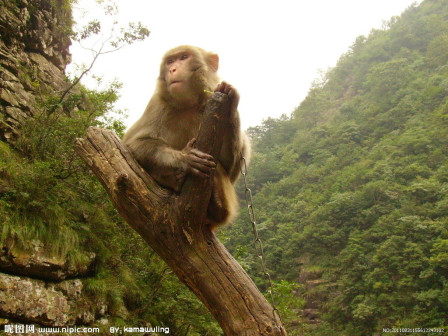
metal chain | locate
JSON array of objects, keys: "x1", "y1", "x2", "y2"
[{"x1": 240, "y1": 156, "x2": 284, "y2": 330}]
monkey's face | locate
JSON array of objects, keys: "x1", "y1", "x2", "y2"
[
  {"x1": 160, "y1": 46, "x2": 220, "y2": 108},
  {"x1": 163, "y1": 51, "x2": 200, "y2": 106}
]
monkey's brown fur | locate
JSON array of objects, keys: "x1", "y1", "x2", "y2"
[{"x1": 123, "y1": 45, "x2": 250, "y2": 230}]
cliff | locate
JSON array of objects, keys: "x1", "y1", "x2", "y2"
[
  {"x1": 0, "y1": 0, "x2": 108, "y2": 328},
  {"x1": 0, "y1": 0, "x2": 71, "y2": 142}
]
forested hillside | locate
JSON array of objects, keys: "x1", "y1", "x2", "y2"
[{"x1": 222, "y1": 0, "x2": 448, "y2": 334}]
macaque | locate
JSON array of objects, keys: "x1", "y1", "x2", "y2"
[{"x1": 122, "y1": 45, "x2": 250, "y2": 230}]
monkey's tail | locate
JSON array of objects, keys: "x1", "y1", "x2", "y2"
[{"x1": 208, "y1": 165, "x2": 238, "y2": 231}]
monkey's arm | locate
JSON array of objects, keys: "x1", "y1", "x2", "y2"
[
  {"x1": 214, "y1": 82, "x2": 251, "y2": 183},
  {"x1": 125, "y1": 137, "x2": 216, "y2": 192}
]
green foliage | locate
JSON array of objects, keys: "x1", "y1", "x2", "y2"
[
  {"x1": 223, "y1": 0, "x2": 448, "y2": 334},
  {"x1": 272, "y1": 280, "x2": 306, "y2": 336}
]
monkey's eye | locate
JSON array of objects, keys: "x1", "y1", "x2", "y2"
[
  {"x1": 181, "y1": 53, "x2": 189, "y2": 60},
  {"x1": 167, "y1": 58, "x2": 174, "y2": 65}
]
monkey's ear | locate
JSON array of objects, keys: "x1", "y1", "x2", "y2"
[{"x1": 208, "y1": 53, "x2": 219, "y2": 72}]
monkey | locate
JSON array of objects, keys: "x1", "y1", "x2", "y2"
[{"x1": 122, "y1": 45, "x2": 250, "y2": 230}]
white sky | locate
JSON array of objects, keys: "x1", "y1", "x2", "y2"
[{"x1": 69, "y1": 0, "x2": 422, "y2": 130}]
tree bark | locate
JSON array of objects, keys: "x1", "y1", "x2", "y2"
[{"x1": 74, "y1": 92, "x2": 287, "y2": 336}]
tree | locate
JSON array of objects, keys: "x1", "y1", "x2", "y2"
[{"x1": 75, "y1": 92, "x2": 288, "y2": 336}]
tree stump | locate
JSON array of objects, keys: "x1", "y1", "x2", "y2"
[{"x1": 74, "y1": 92, "x2": 287, "y2": 336}]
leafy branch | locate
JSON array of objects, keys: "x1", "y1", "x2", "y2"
[{"x1": 50, "y1": 1, "x2": 150, "y2": 113}]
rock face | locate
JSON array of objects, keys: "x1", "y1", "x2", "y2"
[
  {"x1": 0, "y1": 0, "x2": 71, "y2": 142},
  {"x1": 0, "y1": 274, "x2": 105, "y2": 326},
  {"x1": 0, "y1": 241, "x2": 96, "y2": 281},
  {"x1": 0, "y1": 0, "x2": 110, "y2": 328},
  {"x1": 297, "y1": 255, "x2": 326, "y2": 326}
]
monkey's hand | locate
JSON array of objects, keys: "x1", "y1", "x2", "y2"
[
  {"x1": 177, "y1": 139, "x2": 216, "y2": 182},
  {"x1": 215, "y1": 81, "x2": 239, "y2": 117}
]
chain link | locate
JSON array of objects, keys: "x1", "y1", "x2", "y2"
[{"x1": 240, "y1": 156, "x2": 284, "y2": 330}]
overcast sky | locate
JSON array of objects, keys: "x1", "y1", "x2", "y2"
[{"x1": 69, "y1": 0, "x2": 422, "y2": 130}]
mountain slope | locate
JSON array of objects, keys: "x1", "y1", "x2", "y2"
[{"x1": 223, "y1": 0, "x2": 448, "y2": 334}]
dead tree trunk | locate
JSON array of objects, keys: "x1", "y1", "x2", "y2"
[{"x1": 74, "y1": 92, "x2": 287, "y2": 336}]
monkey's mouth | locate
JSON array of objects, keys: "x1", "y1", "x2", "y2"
[{"x1": 169, "y1": 80, "x2": 182, "y2": 86}]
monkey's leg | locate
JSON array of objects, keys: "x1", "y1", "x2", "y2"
[{"x1": 125, "y1": 137, "x2": 215, "y2": 193}]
